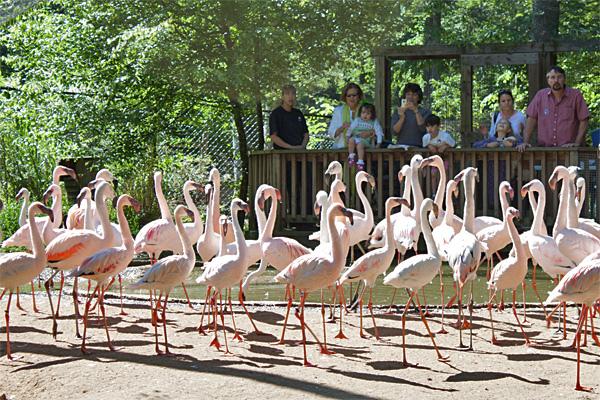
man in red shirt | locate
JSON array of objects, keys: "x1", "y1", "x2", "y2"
[{"x1": 517, "y1": 66, "x2": 590, "y2": 152}]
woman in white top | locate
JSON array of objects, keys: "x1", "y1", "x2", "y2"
[
  {"x1": 489, "y1": 89, "x2": 526, "y2": 140},
  {"x1": 327, "y1": 83, "x2": 363, "y2": 149}
]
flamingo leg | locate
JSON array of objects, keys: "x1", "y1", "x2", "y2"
[
  {"x1": 530, "y1": 263, "x2": 548, "y2": 318},
  {"x1": 589, "y1": 306, "x2": 600, "y2": 347},
  {"x1": 55, "y1": 271, "x2": 64, "y2": 319},
  {"x1": 228, "y1": 289, "x2": 242, "y2": 342},
  {"x1": 297, "y1": 291, "x2": 313, "y2": 367},
  {"x1": 320, "y1": 290, "x2": 334, "y2": 354},
  {"x1": 0, "y1": 288, "x2": 5, "y2": 301},
  {"x1": 521, "y1": 281, "x2": 528, "y2": 323},
  {"x1": 44, "y1": 271, "x2": 59, "y2": 339},
  {"x1": 118, "y1": 275, "x2": 127, "y2": 316},
  {"x1": 181, "y1": 282, "x2": 194, "y2": 310},
  {"x1": 31, "y1": 280, "x2": 40, "y2": 313},
  {"x1": 468, "y1": 280, "x2": 474, "y2": 350},
  {"x1": 198, "y1": 286, "x2": 212, "y2": 335},
  {"x1": 445, "y1": 282, "x2": 458, "y2": 308},
  {"x1": 437, "y1": 269, "x2": 448, "y2": 334},
  {"x1": 218, "y1": 293, "x2": 230, "y2": 354},
  {"x1": 367, "y1": 287, "x2": 380, "y2": 340},
  {"x1": 400, "y1": 291, "x2": 415, "y2": 366},
  {"x1": 334, "y1": 284, "x2": 348, "y2": 339},
  {"x1": 327, "y1": 286, "x2": 337, "y2": 322},
  {"x1": 356, "y1": 284, "x2": 367, "y2": 338},
  {"x1": 415, "y1": 293, "x2": 449, "y2": 362},
  {"x1": 16, "y1": 287, "x2": 25, "y2": 312},
  {"x1": 563, "y1": 302, "x2": 567, "y2": 340},
  {"x1": 4, "y1": 292, "x2": 16, "y2": 360},
  {"x1": 385, "y1": 288, "x2": 397, "y2": 315},
  {"x1": 575, "y1": 306, "x2": 592, "y2": 392},
  {"x1": 511, "y1": 289, "x2": 531, "y2": 346},
  {"x1": 149, "y1": 290, "x2": 163, "y2": 355},
  {"x1": 569, "y1": 305, "x2": 589, "y2": 349},
  {"x1": 209, "y1": 292, "x2": 220, "y2": 350},
  {"x1": 81, "y1": 285, "x2": 99, "y2": 354},
  {"x1": 73, "y1": 277, "x2": 83, "y2": 338},
  {"x1": 98, "y1": 285, "x2": 116, "y2": 351},
  {"x1": 238, "y1": 282, "x2": 261, "y2": 334},
  {"x1": 277, "y1": 284, "x2": 292, "y2": 344},
  {"x1": 488, "y1": 290, "x2": 499, "y2": 345},
  {"x1": 421, "y1": 287, "x2": 431, "y2": 317},
  {"x1": 546, "y1": 302, "x2": 562, "y2": 328},
  {"x1": 161, "y1": 292, "x2": 172, "y2": 355},
  {"x1": 457, "y1": 285, "x2": 467, "y2": 349}
]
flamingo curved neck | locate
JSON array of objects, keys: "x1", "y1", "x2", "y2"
[
  {"x1": 462, "y1": 175, "x2": 475, "y2": 233},
  {"x1": 319, "y1": 197, "x2": 331, "y2": 244},
  {"x1": 175, "y1": 212, "x2": 193, "y2": 258},
  {"x1": 433, "y1": 161, "x2": 446, "y2": 209},
  {"x1": 355, "y1": 175, "x2": 373, "y2": 225},
  {"x1": 410, "y1": 164, "x2": 424, "y2": 222},
  {"x1": 155, "y1": 174, "x2": 172, "y2": 222},
  {"x1": 231, "y1": 207, "x2": 247, "y2": 258},
  {"x1": 83, "y1": 197, "x2": 93, "y2": 230},
  {"x1": 421, "y1": 205, "x2": 439, "y2": 258},
  {"x1": 401, "y1": 172, "x2": 412, "y2": 217},
  {"x1": 499, "y1": 186, "x2": 510, "y2": 216},
  {"x1": 261, "y1": 192, "x2": 278, "y2": 241},
  {"x1": 117, "y1": 203, "x2": 134, "y2": 250},
  {"x1": 326, "y1": 208, "x2": 345, "y2": 264},
  {"x1": 576, "y1": 182, "x2": 585, "y2": 216},
  {"x1": 18, "y1": 192, "x2": 29, "y2": 227},
  {"x1": 212, "y1": 177, "x2": 222, "y2": 230},
  {"x1": 184, "y1": 185, "x2": 203, "y2": 237},
  {"x1": 51, "y1": 187, "x2": 63, "y2": 229},
  {"x1": 531, "y1": 187, "x2": 547, "y2": 235},
  {"x1": 204, "y1": 190, "x2": 215, "y2": 237},
  {"x1": 29, "y1": 208, "x2": 44, "y2": 257},
  {"x1": 507, "y1": 216, "x2": 524, "y2": 260},
  {"x1": 553, "y1": 179, "x2": 568, "y2": 237},
  {"x1": 383, "y1": 204, "x2": 395, "y2": 252},
  {"x1": 95, "y1": 188, "x2": 114, "y2": 245},
  {"x1": 565, "y1": 178, "x2": 579, "y2": 229},
  {"x1": 443, "y1": 186, "x2": 455, "y2": 224}
]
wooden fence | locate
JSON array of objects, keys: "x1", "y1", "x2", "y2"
[{"x1": 248, "y1": 147, "x2": 599, "y2": 233}]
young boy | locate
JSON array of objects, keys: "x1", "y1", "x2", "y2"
[{"x1": 422, "y1": 114, "x2": 456, "y2": 153}]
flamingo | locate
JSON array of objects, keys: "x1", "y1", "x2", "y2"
[
  {"x1": 70, "y1": 194, "x2": 140, "y2": 353},
  {"x1": 422, "y1": 155, "x2": 463, "y2": 231},
  {"x1": 129, "y1": 205, "x2": 195, "y2": 355},
  {"x1": 383, "y1": 198, "x2": 449, "y2": 364},
  {"x1": 2, "y1": 166, "x2": 76, "y2": 248},
  {"x1": 432, "y1": 179, "x2": 460, "y2": 261},
  {"x1": 572, "y1": 173, "x2": 600, "y2": 239},
  {"x1": 242, "y1": 185, "x2": 311, "y2": 294},
  {"x1": 0, "y1": 202, "x2": 53, "y2": 359},
  {"x1": 476, "y1": 181, "x2": 515, "y2": 279},
  {"x1": 486, "y1": 207, "x2": 532, "y2": 346},
  {"x1": 196, "y1": 199, "x2": 261, "y2": 352},
  {"x1": 313, "y1": 179, "x2": 348, "y2": 255},
  {"x1": 447, "y1": 167, "x2": 485, "y2": 349},
  {"x1": 308, "y1": 161, "x2": 343, "y2": 243},
  {"x1": 208, "y1": 168, "x2": 235, "y2": 244},
  {"x1": 308, "y1": 190, "x2": 329, "y2": 242},
  {"x1": 340, "y1": 197, "x2": 409, "y2": 339},
  {"x1": 44, "y1": 181, "x2": 116, "y2": 338},
  {"x1": 546, "y1": 255, "x2": 600, "y2": 391},
  {"x1": 550, "y1": 166, "x2": 600, "y2": 265},
  {"x1": 66, "y1": 168, "x2": 116, "y2": 230},
  {"x1": 197, "y1": 183, "x2": 220, "y2": 262},
  {"x1": 16, "y1": 188, "x2": 30, "y2": 227},
  {"x1": 274, "y1": 204, "x2": 353, "y2": 366}
]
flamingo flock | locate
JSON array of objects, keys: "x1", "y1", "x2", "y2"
[{"x1": 0, "y1": 159, "x2": 599, "y2": 393}]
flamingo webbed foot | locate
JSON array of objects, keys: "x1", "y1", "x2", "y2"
[{"x1": 334, "y1": 331, "x2": 348, "y2": 340}]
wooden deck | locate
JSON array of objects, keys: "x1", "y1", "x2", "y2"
[{"x1": 248, "y1": 147, "x2": 599, "y2": 232}]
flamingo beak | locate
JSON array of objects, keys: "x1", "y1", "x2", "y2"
[
  {"x1": 112, "y1": 196, "x2": 119, "y2": 209},
  {"x1": 257, "y1": 194, "x2": 266, "y2": 211},
  {"x1": 343, "y1": 208, "x2": 354, "y2": 225},
  {"x1": 275, "y1": 188, "x2": 282, "y2": 203},
  {"x1": 129, "y1": 197, "x2": 142, "y2": 213},
  {"x1": 185, "y1": 208, "x2": 195, "y2": 220},
  {"x1": 548, "y1": 173, "x2": 557, "y2": 190},
  {"x1": 42, "y1": 187, "x2": 53, "y2": 204},
  {"x1": 508, "y1": 187, "x2": 515, "y2": 200},
  {"x1": 222, "y1": 220, "x2": 228, "y2": 237},
  {"x1": 432, "y1": 203, "x2": 440, "y2": 218},
  {"x1": 520, "y1": 186, "x2": 528, "y2": 198},
  {"x1": 62, "y1": 166, "x2": 78, "y2": 182},
  {"x1": 39, "y1": 204, "x2": 54, "y2": 222},
  {"x1": 87, "y1": 179, "x2": 98, "y2": 189}
]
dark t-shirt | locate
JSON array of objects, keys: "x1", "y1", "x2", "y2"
[
  {"x1": 391, "y1": 107, "x2": 431, "y2": 147},
  {"x1": 269, "y1": 106, "x2": 308, "y2": 149}
]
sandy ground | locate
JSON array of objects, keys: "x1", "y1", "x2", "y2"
[{"x1": 0, "y1": 293, "x2": 598, "y2": 400}]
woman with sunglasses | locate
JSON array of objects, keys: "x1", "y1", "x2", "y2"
[{"x1": 328, "y1": 82, "x2": 364, "y2": 149}]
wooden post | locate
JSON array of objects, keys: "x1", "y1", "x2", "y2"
[
  {"x1": 375, "y1": 55, "x2": 392, "y2": 140},
  {"x1": 460, "y1": 60, "x2": 473, "y2": 145}
]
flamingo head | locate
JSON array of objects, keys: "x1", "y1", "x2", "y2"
[
  {"x1": 96, "y1": 168, "x2": 117, "y2": 189},
  {"x1": 397, "y1": 165, "x2": 411, "y2": 183},
  {"x1": 325, "y1": 161, "x2": 342, "y2": 177},
  {"x1": 341, "y1": 206, "x2": 354, "y2": 225},
  {"x1": 576, "y1": 177, "x2": 585, "y2": 202},
  {"x1": 174, "y1": 205, "x2": 194, "y2": 222},
  {"x1": 76, "y1": 187, "x2": 92, "y2": 208},
  {"x1": 520, "y1": 182, "x2": 532, "y2": 198},
  {"x1": 500, "y1": 181, "x2": 514, "y2": 200},
  {"x1": 232, "y1": 198, "x2": 250, "y2": 216},
  {"x1": 55, "y1": 165, "x2": 78, "y2": 183},
  {"x1": 219, "y1": 215, "x2": 229, "y2": 237},
  {"x1": 421, "y1": 155, "x2": 441, "y2": 169},
  {"x1": 506, "y1": 207, "x2": 520, "y2": 221},
  {"x1": 567, "y1": 166, "x2": 580, "y2": 181},
  {"x1": 116, "y1": 194, "x2": 141, "y2": 213},
  {"x1": 31, "y1": 202, "x2": 53, "y2": 223},
  {"x1": 15, "y1": 187, "x2": 30, "y2": 202},
  {"x1": 409, "y1": 154, "x2": 423, "y2": 170},
  {"x1": 209, "y1": 167, "x2": 220, "y2": 184},
  {"x1": 387, "y1": 196, "x2": 409, "y2": 212},
  {"x1": 185, "y1": 180, "x2": 203, "y2": 193},
  {"x1": 43, "y1": 184, "x2": 59, "y2": 204},
  {"x1": 366, "y1": 173, "x2": 376, "y2": 191},
  {"x1": 548, "y1": 166, "x2": 568, "y2": 190},
  {"x1": 430, "y1": 200, "x2": 440, "y2": 219}
]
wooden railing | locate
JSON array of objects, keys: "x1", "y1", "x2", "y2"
[{"x1": 248, "y1": 147, "x2": 599, "y2": 232}]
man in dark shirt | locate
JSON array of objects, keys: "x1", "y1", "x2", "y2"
[{"x1": 269, "y1": 85, "x2": 309, "y2": 149}]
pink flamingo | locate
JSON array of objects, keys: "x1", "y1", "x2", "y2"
[
  {"x1": 208, "y1": 168, "x2": 235, "y2": 244},
  {"x1": 44, "y1": 181, "x2": 115, "y2": 338},
  {"x1": 340, "y1": 197, "x2": 409, "y2": 339},
  {"x1": 274, "y1": 204, "x2": 353, "y2": 366},
  {"x1": 66, "y1": 168, "x2": 115, "y2": 230},
  {"x1": 70, "y1": 195, "x2": 140, "y2": 353},
  {"x1": 546, "y1": 254, "x2": 600, "y2": 391},
  {"x1": 196, "y1": 199, "x2": 261, "y2": 352},
  {"x1": 486, "y1": 207, "x2": 532, "y2": 346},
  {"x1": 0, "y1": 202, "x2": 53, "y2": 360},
  {"x1": 383, "y1": 198, "x2": 449, "y2": 365},
  {"x1": 422, "y1": 155, "x2": 463, "y2": 232},
  {"x1": 129, "y1": 205, "x2": 196, "y2": 355},
  {"x1": 447, "y1": 167, "x2": 485, "y2": 349}
]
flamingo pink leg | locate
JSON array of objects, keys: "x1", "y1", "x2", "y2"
[
  {"x1": 217, "y1": 293, "x2": 230, "y2": 354},
  {"x1": 31, "y1": 281, "x2": 40, "y2": 313},
  {"x1": 575, "y1": 305, "x2": 592, "y2": 392},
  {"x1": 530, "y1": 263, "x2": 548, "y2": 318},
  {"x1": 320, "y1": 290, "x2": 334, "y2": 354},
  {"x1": 4, "y1": 292, "x2": 17, "y2": 360},
  {"x1": 437, "y1": 269, "x2": 448, "y2": 334},
  {"x1": 415, "y1": 294, "x2": 449, "y2": 362},
  {"x1": 161, "y1": 293, "x2": 173, "y2": 355},
  {"x1": 198, "y1": 286, "x2": 212, "y2": 335},
  {"x1": 521, "y1": 281, "x2": 528, "y2": 323},
  {"x1": 81, "y1": 286, "x2": 100, "y2": 354},
  {"x1": 334, "y1": 284, "x2": 348, "y2": 339},
  {"x1": 228, "y1": 289, "x2": 242, "y2": 342},
  {"x1": 296, "y1": 292, "x2": 314, "y2": 367},
  {"x1": 55, "y1": 271, "x2": 64, "y2": 319},
  {"x1": 511, "y1": 289, "x2": 531, "y2": 346},
  {"x1": 181, "y1": 282, "x2": 194, "y2": 310},
  {"x1": 209, "y1": 292, "x2": 221, "y2": 350},
  {"x1": 99, "y1": 286, "x2": 116, "y2": 351},
  {"x1": 589, "y1": 307, "x2": 600, "y2": 347},
  {"x1": 238, "y1": 282, "x2": 261, "y2": 334},
  {"x1": 149, "y1": 290, "x2": 163, "y2": 355},
  {"x1": 367, "y1": 288, "x2": 380, "y2": 340},
  {"x1": 277, "y1": 284, "x2": 292, "y2": 344},
  {"x1": 400, "y1": 292, "x2": 415, "y2": 366},
  {"x1": 44, "y1": 272, "x2": 59, "y2": 339}
]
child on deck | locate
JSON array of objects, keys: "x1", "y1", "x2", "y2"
[
  {"x1": 347, "y1": 103, "x2": 383, "y2": 171},
  {"x1": 422, "y1": 114, "x2": 456, "y2": 153},
  {"x1": 473, "y1": 118, "x2": 521, "y2": 148}
]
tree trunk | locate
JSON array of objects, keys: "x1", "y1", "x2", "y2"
[
  {"x1": 423, "y1": 8, "x2": 442, "y2": 108},
  {"x1": 229, "y1": 96, "x2": 249, "y2": 202},
  {"x1": 532, "y1": 0, "x2": 559, "y2": 42}
]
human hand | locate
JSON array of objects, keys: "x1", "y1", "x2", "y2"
[
  {"x1": 397, "y1": 106, "x2": 406, "y2": 116},
  {"x1": 561, "y1": 142, "x2": 578, "y2": 148},
  {"x1": 341, "y1": 122, "x2": 350, "y2": 129},
  {"x1": 360, "y1": 130, "x2": 374, "y2": 138},
  {"x1": 486, "y1": 141, "x2": 499, "y2": 148},
  {"x1": 503, "y1": 139, "x2": 514, "y2": 147},
  {"x1": 516, "y1": 143, "x2": 530, "y2": 152},
  {"x1": 405, "y1": 100, "x2": 418, "y2": 111}
]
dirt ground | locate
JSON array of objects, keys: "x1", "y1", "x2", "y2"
[{"x1": 0, "y1": 293, "x2": 598, "y2": 400}]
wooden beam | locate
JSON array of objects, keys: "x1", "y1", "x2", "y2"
[
  {"x1": 462, "y1": 52, "x2": 539, "y2": 66},
  {"x1": 374, "y1": 55, "x2": 392, "y2": 140},
  {"x1": 460, "y1": 61, "x2": 473, "y2": 142}
]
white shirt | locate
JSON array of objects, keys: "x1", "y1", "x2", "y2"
[
  {"x1": 347, "y1": 118, "x2": 384, "y2": 144},
  {"x1": 489, "y1": 110, "x2": 526, "y2": 139},
  {"x1": 422, "y1": 130, "x2": 456, "y2": 147},
  {"x1": 327, "y1": 104, "x2": 357, "y2": 149}
]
